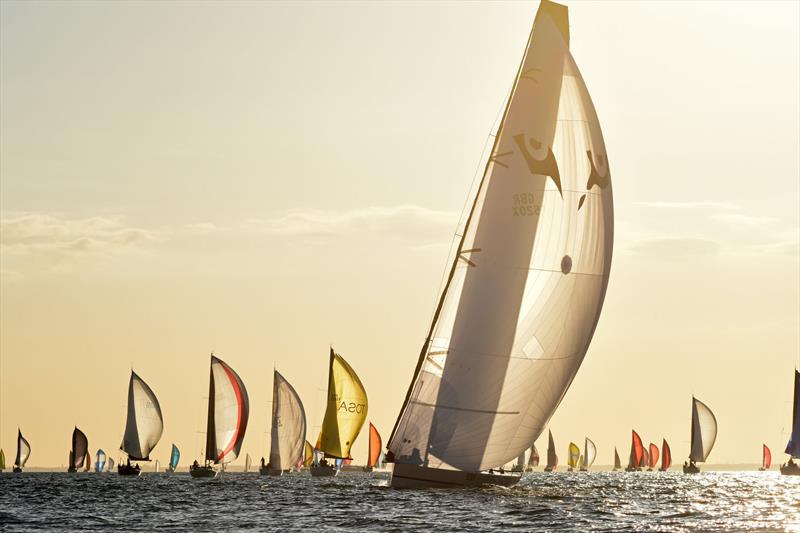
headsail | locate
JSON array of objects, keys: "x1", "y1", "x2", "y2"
[
  {"x1": 205, "y1": 355, "x2": 250, "y2": 464},
  {"x1": 387, "y1": 0, "x2": 614, "y2": 474},
  {"x1": 316, "y1": 349, "x2": 368, "y2": 459},
  {"x1": 121, "y1": 371, "x2": 164, "y2": 461},
  {"x1": 785, "y1": 369, "x2": 800, "y2": 458},
  {"x1": 95, "y1": 449, "x2": 107, "y2": 472},
  {"x1": 661, "y1": 439, "x2": 671, "y2": 470},
  {"x1": 546, "y1": 430, "x2": 558, "y2": 470},
  {"x1": 689, "y1": 397, "x2": 717, "y2": 463},
  {"x1": 763, "y1": 444, "x2": 771, "y2": 469},
  {"x1": 245, "y1": 453, "x2": 252, "y2": 472},
  {"x1": 628, "y1": 430, "x2": 643, "y2": 469},
  {"x1": 640, "y1": 448, "x2": 649, "y2": 469},
  {"x1": 613, "y1": 447, "x2": 621, "y2": 470},
  {"x1": 170, "y1": 444, "x2": 180, "y2": 470},
  {"x1": 269, "y1": 370, "x2": 307, "y2": 471},
  {"x1": 15, "y1": 430, "x2": 31, "y2": 469},
  {"x1": 528, "y1": 444, "x2": 540, "y2": 467},
  {"x1": 71, "y1": 428, "x2": 88, "y2": 470},
  {"x1": 584, "y1": 437, "x2": 596, "y2": 468},
  {"x1": 368, "y1": 423, "x2": 382, "y2": 468},
  {"x1": 0, "y1": 449, "x2": 4, "y2": 470},
  {"x1": 567, "y1": 442, "x2": 580, "y2": 469},
  {"x1": 648, "y1": 443, "x2": 659, "y2": 469}
]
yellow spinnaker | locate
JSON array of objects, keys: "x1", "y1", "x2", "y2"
[
  {"x1": 303, "y1": 441, "x2": 314, "y2": 467},
  {"x1": 568, "y1": 442, "x2": 581, "y2": 468},
  {"x1": 316, "y1": 348, "x2": 368, "y2": 458}
]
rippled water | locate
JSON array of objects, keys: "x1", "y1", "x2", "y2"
[{"x1": 1, "y1": 470, "x2": 798, "y2": 532}]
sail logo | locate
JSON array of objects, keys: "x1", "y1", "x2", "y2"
[
  {"x1": 585, "y1": 150, "x2": 610, "y2": 190},
  {"x1": 513, "y1": 134, "x2": 562, "y2": 197},
  {"x1": 338, "y1": 401, "x2": 366, "y2": 414}
]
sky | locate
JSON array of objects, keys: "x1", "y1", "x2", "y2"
[{"x1": 1, "y1": 0, "x2": 798, "y2": 468}]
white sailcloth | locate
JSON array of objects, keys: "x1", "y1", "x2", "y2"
[
  {"x1": 120, "y1": 371, "x2": 164, "y2": 460},
  {"x1": 689, "y1": 397, "x2": 717, "y2": 462},
  {"x1": 388, "y1": 0, "x2": 613, "y2": 472},
  {"x1": 15, "y1": 430, "x2": 31, "y2": 468},
  {"x1": 269, "y1": 370, "x2": 307, "y2": 471},
  {"x1": 205, "y1": 356, "x2": 250, "y2": 464},
  {"x1": 584, "y1": 437, "x2": 596, "y2": 468}
]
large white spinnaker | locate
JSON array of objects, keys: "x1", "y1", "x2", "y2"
[
  {"x1": 120, "y1": 371, "x2": 164, "y2": 460},
  {"x1": 269, "y1": 370, "x2": 307, "y2": 471},
  {"x1": 584, "y1": 437, "x2": 596, "y2": 468},
  {"x1": 388, "y1": 0, "x2": 613, "y2": 478},
  {"x1": 689, "y1": 397, "x2": 717, "y2": 463},
  {"x1": 15, "y1": 429, "x2": 31, "y2": 469},
  {"x1": 205, "y1": 355, "x2": 250, "y2": 464}
]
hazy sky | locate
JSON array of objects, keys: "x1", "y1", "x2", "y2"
[{"x1": 1, "y1": 1, "x2": 798, "y2": 468}]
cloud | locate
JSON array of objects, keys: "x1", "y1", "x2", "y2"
[
  {"x1": 709, "y1": 213, "x2": 778, "y2": 226},
  {"x1": 633, "y1": 201, "x2": 741, "y2": 211},
  {"x1": 628, "y1": 237, "x2": 721, "y2": 259},
  {"x1": 245, "y1": 205, "x2": 458, "y2": 239}
]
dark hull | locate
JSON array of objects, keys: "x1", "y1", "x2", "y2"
[
  {"x1": 13, "y1": 467, "x2": 22, "y2": 473},
  {"x1": 780, "y1": 464, "x2": 800, "y2": 476},
  {"x1": 67, "y1": 467, "x2": 77, "y2": 473},
  {"x1": 310, "y1": 465, "x2": 337, "y2": 477},
  {"x1": 683, "y1": 464, "x2": 700, "y2": 474},
  {"x1": 259, "y1": 466, "x2": 283, "y2": 476},
  {"x1": 189, "y1": 465, "x2": 217, "y2": 478},
  {"x1": 118, "y1": 464, "x2": 141, "y2": 476},
  {"x1": 391, "y1": 463, "x2": 521, "y2": 489},
  {"x1": 625, "y1": 467, "x2": 640, "y2": 472}
]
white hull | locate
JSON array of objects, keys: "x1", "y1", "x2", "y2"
[{"x1": 390, "y1": 463, "x2": 521, "y2": 489}]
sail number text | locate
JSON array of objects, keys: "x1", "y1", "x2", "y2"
[
  {"x1": 512, "y1": 193, "x2": 541, "y2": 217},
  {"x1": 337, "y1": 401, "x2": 366, "y2": 415}
]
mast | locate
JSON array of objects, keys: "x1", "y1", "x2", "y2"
[
  {"x1": 786, "y1": 369, "x2": 800, "y2": 458},
  {"x1": 205, "y1": 355, "x2": 217, "y2": 463}
]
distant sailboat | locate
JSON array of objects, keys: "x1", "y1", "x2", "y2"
[
  {"x1": 107, "y1": 457, "x2": 115, "y2": 473},
  {"x1": 760, "y1": 444, "x2": 771, "y2": 471},
  {"x1": 68, "y1": 427, "x2": 88, "y2": 473},
  {"x1": 262, "y1": 370, "x2": 306, "y2": 476},
  {"x1": 190, "y1": 355, "x2": 249, "y2": 478},
  {"x1": 640, "y1": 448, "x2": 649, "y2": 470},
  {"x1": 613, "y1": 447, "x2": 621, "y2": 471},
  {"x1": 13, "y1": 430, "x2": 31, "y2": 473},
  {"x1": 167, "y1": 444, "x2": 180, "y2": 473},
  {"x1": 659, "y1": 439, "x2": 671, "y2": 471},
  {"x1": 312, "y1": 348, "x2": 367, "y2": 478},
  {"x1": 544, "y1": 430, "x2": 558, "y2": 472},
  {"x1": 526, "y1": 444, "x2": 540, "y2": 472},
  {"x1": 244, "y1": 453, "x2": 252, "y2": 473},
  {"x1": 580, "y1": 438, "x2": 596, "y2": 471},
  {"x1": 365, "y1": 423, "x2": 382, "y2": 472},
  {"x1": 303, "y1": 441, "x2": 314, "y2": 468},
  {"x1": 0, "y1": 448, "x2": 4, "y2": 471},
  {"x1": 626, "y1": 430, "x2": 643, "y2": 472},
  {"x1": 683, "y1": 396, "x2": 717, "y2": 474},
  {"x1": 567, "y1": 442, "x2": 580, "y2": 471},
  {"x1": 95, "y1": 449, "x2": 107, "y2": 473},
  {"x1": 648, "y1": 443, "x2": 659, "y2": 471},
  {"x1": 385, "y1": 0, "x2": 614, "y2": 489},
  {"x1": 780, "y1": 369, "x2": 800, "y2": 476},
  {"x1": 119, "y1": 371, "x2": 164, "y2": 476},
  {"x1": 154, "y1": 459, "x2": 160, "y2": 473}
]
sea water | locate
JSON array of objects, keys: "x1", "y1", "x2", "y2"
[{"x1": 1, "y1": 470, "x2": 798, "y2": 531}]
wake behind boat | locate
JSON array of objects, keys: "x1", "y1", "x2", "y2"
[
  {"x1": 119, "y1": 370, "x2": 164, "y2": 476},
  {"x1": 386, "y1": 0, "x2": 613, "y2": 489}
]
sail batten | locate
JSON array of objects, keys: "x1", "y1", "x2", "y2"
[
  {"x1": 120, "y1": 371, "x2": 164, "y2": 461},
  {"x1": 269, "y1": 370, "x2": 307, "y2": 471},
  {"x1": 388, "y1": 0, "x2": 613, "y2": 474}
]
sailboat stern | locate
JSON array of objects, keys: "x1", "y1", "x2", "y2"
[{"x1": 390, "y1": 463, "x2": 521, "y2": 489}]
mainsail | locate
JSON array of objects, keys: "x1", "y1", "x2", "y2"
[
  {"x1": 0, "y1": 449, "x2": 4, "y2": 470},
  {"x1": 205, "y1": 355, "x2": 250, "y2": 464},
  {"x1": 15, "y1": 430, "x2": 31, "y2": 469},
  {"x1": 689, "y1": 397, "x2": 718, "y2": 463},
  {"x1": 628, "y1": 430, "x2": 643, "y2": 469},
  {"x1": 95, "y1": 449, "x2": 107, "y2": 472},
  {"x1": 567, "y1": 442, "x2": 580, "y2": 469},
  {"x1": 584, "y1": 437, "x2": 596, "y2": 468},
  {"x1": 785, "y1": 369, "x2": 800, "y2": 458},
  {"x1": 71, "y1": 427, "x2": 88, "y2": 470},
  {"x1": 107, "y1": 457, "x2": 115, "y2": 472},
  {"x1": 661, "y1": 439, "x2": 672, "y2": 470},
  {"x1": 387, "y1": 0, "x2": 614, "y2": 475},
  {"x1": 245, "y1": 453, "x2": 252, "y2": 472},
  {"x1": 640, "y1": 448, "x2": 649, "y2": 469},
  {"x1": 120, "y1": 371, "x2": 164, "y2": 461},
  {"x1": 613, "y1": 447, "x2": 621, "y2": 470},
  {"x1": 269, "y1": 370, "x2": 307, "y2": 470},
  {"x1": 303, "y1": 441, "x2": 314, "y2": 467},
  {"x1": 368, "y1": 423, "x2": 382, "y2": 469},
  {"x1": 528, "y1": 444, "x2": 540, "y2": 468},
  {"x1": 763, "y1": 444, "x2": 772, "y2": 469},
  {"x1": 316, "y1": 349, "x2": 368, "y2": 459},
  {"x1": 170, "y1": 444, "x2": 180, "y2": 471},
  {"x1": 546, "y1": 430, "x2": 558, "y2": 470},
  {"x1": 648, "y1": 443, "x2": 659, "y2": 469}
]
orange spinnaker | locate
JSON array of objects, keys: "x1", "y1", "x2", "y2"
[
  {"x1": 368, "y1": 422, "x2": 382, "y2": 468},
  {"x1": 648, "y1": 443, "x2": 659, "y2": 468}
]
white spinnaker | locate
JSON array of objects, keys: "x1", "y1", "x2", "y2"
[
  {"x1": 121, "y1": 371, "x2": 164, "y2": 460},
  {"x1": 584, "y1": 438, "x2": 596, "y2": 467},
  {"x1": 690, "y1": 397, "x2": 717, "y2": 462},
  {"x1": 16, "y1": 432, "x2": 31, "y2": 467},
  {"x1": 269, "y1": 371, "x2": 307, "y2": 471},
  {"x1": 389, "y1": 1, "x2": 613, "y2": 472}
]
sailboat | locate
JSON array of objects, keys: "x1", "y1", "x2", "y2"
[
  {"x1": 626, "y1": 430, "x2": 643, "y2": 472},
  {"x1": 95, "y1": 450, "x2": 106, "y2": 473},
  {"x1": 386, "y1": 0, "x2": 614, "y2": 489},
  {"x1": 13, "y1": 430, "x2": 30, "y2": 473},
  {"x1": 107, "y1": 457, "x2": 115, "y2": 473},
  {"x1": 512, "y1": 449, "x2": 526, "y2": 473},
  {"x1": 659, "y1": 439, "x2": 671, "y2": 471},
  {"x1": 567, "y1": 442, "x2": 580, "y2": 472},
  {"x1": 0, "y1": 449, "x2": 4, "y2": 472},
  {"x1": 580, "y1": 437, "x2": 596, "y2": 472},
  {"x1": 760, "y1": 444, "x2": 771, "y2": 471},
  {"x1": 312, "y1": 348, "x2": 368, "y2": 477},
  {"x1": 781, "y1": 370, "x2": 800, "y2": 476},
  {"x1": 683, "y1": 396, "x2": 717, "y2": 474},
  {"x1": 166, "y1": 444, "x2": 180, "y2": 473},
  {"x1": 302, "y1": 441, "x2": 314, "y2": 468},
  {"x1": 544, "y1": 430, "x2": 558, "y2": 472},
  {"x1": 261, "y1": 370, "x2": 306, "y2": 476},
  {"x1": 647, "y1": 443, "x2": 659, "y2": 471},
  {"x1": 154, "y1": 459, "x2": 160, "y2": 473},
  {"x1": 526, "y1": 444, "x2": 540, "y2": 472},
  {"x1": 67, "y1": 427, "x2": 88, "y2": 473},
  {"x1": 190, "y1": 355, "x2": 250, "y2": 478},
  {"x1": 364, "y1": 423, "x2": 382, "y2": 472},
  {"x1": 119, "y1": 370, "x2": 164, "y2": 476},
  {"x1": 639, "y1": 447, "x2": 649, "y2": 470},
  {"x1": 244, "y1": 453, "x2": 252, "y2": 473},
  {"x1": 612, "y1": 447, "x2": 621, "y2": 471}
]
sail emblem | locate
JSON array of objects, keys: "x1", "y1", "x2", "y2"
[
  {"x1": 512, "y1": 134, "x2": 562, "y2": 196},
  {"x1": 586, "y1": 151, "x2": 610, "y2": 190},
  {"x1": 520, "y1": 67, "x2": 541, "y2": 83}
]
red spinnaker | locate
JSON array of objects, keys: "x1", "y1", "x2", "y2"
[
  {"x1": 648, "y1": 443, "x2": 659, "y2": 468},
  {"x1": 763, "y1": 444, "x2": 771, "y2": 469},
  {"x1": 661, "y1": 439, "x2": 672, "y2": 470},
  {"x1": 368, "y1": 422, "x2": 382, "y2": 468},
  {"x1": 629, "y1": 430, "x2": 644, "y2": 468}
]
